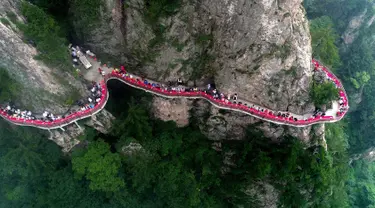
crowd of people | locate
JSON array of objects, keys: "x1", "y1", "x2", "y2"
[
  {"x1": 78, "y1": 82, "x2": 103, "y2": 111},
  {"x1": 312, "y1": 59, "x2": 349, "y2": 117},
  {"x1": 2, "y1": 104, "x2": 36, "y2": 120},
  {"x1": 108, "y1": 59, "x2": 348, "y2": 125},
  {"x1": 0, "y1": 81, "x2": 107, "y2": 128},
  {"x1": 0, "y1": 57, "x2": 348, "y2": 129}
]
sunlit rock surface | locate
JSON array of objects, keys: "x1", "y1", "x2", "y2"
[
  {"x1": 0, "y1": 0, "x2": 114, "y2": 150},
  {"x1": 73, "y1": 0, "x2": 316, "y2": 141},
  {"x1": 0, "y1": 0, "x2": 87, "y2": 112}
]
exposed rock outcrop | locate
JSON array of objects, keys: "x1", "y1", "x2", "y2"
[
  {"x1": 0, "y1": 0, "x2": 114, "y2": 150},
  {"x1": 342, "y1": 8, "x2": 375, "y2": 46},
  {"x1": 73, "y1": 0, "x2": 315, "y2": 141},
  {"x1": 49, "y1": 126, "x2": 82, "y2": 152},
  {"x1": 247, "y1": 182, "x2": 279, "y2": 208},
  {"x1": 0, "y1": 0, "x2": 87, "y2": 113},
  {"x1": 85, "y1": 109, "x2": 115, "y2": 134},
  {"x1": 151, "y1": 97, "x2": 192, "y2": 127},
  {"x1": 49, "y1": 109, "x2": 115, "y2": 152}
]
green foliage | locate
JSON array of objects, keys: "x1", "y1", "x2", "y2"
[
  {"x1": 6, "y1": 11, "x2": 17, "y2": 23},
  {"x1": 350, "y1": 71, "x2": 371, "y2": 89},
  {"x1": 221, "y1": 126, "x2": 347, "y2": 207},
  {"x1": 310, "y1": 16, "x2": 341, "y2": 67},
  {"x1": 196, "y1": 34, "x2": 213, "y2": 46},
  {"x1": 347, "y1": 159, "x2": 375, "y2": 208},
  {"x1": 111, "y1": 97, "x2": 152, "y2": 141},
  {"x1": 19, "y1": 2, "x2": 71, "y2": 71},
  {"x1": 171, "y1": 39, "x2": 185, "y2": 52},
  {"x1": 143, "y1": 0, "x2": 182, "y2": 56},
  {"x1": 179, "y1": 33, "x2": 216, "y2": 80},
  {"x1": 72, "y1": 140, "x2": 125, "y2": 193},
  {"x1": 304, "y1": 0, "x2": 369, "y2": 33},
  {"x1": 0, "y1": 18, "x2": 10, "y2": 26},
  {"x1": 0, "y1": 68, "x2": 21, "y2": 102},
  {"x1": 144, "y1": 0, "x2": 181, "y2": 24},
  {"x1": 310, "y1": 81, "x2": 339, "y2": 106},
  {"x1": 69, "y1": 0, "x2": 102, "y2": 31}
]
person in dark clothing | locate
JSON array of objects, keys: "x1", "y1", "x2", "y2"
[{"x1": 177, "y1": 78, "x2": 183, "y2": 85}]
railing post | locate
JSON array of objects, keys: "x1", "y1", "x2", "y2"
[{"x1": 74, "y1": 121, "x2": 82, "y2": 130}]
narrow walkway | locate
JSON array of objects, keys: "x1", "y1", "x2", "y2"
[{"x1": 0, "y1": 55, "x2": 349, "y2": 130}]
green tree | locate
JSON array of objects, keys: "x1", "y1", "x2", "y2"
[
  {"x1": 350, "y1": 71, "x2": 371, "y2": 89},
  {"x1": 112, "y1": 98, "x2": 152, "y2": 141},
  {"x1": 19, "y1": 2, "x2": 71, "y2": 70},
  {"x1": 0, "y1": 68, "x2": 20, "y2": 102},
  {"x1": 310, "y1": 16, "x2": 341, "y2": 68},
  {"x1": 72, "y1": 140, "x2": 125, "y2": 193},
  {"x1": 311, "y1": 81, "x2": 339, "y2": 106}
]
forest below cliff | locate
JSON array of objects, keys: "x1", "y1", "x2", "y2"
[{"x1": 1, "y1": 0, "x2": 375, "y2": 207}]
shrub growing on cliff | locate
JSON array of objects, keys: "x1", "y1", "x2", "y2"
[
  {"x1": 310, "y1": 81, "x2": 339, "y2": 106},
  {"x1": 19, "y1": 2, "x2": 71, "y2": 71},
  {"x1": 144, "y1": 0, "x2": 181, "y2": 24},
  {"x1": 69, "y1": 0, "x2": 102, "y2": 33},
  {"x1": 0, "y1": 69, "x2": 20, "y2": 102},
  {"x1": 310, "y1": 16, "x2": 341, "y2": 68}
]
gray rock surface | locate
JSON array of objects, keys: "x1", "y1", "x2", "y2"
[
  {"x1": 0, "y1": 0, "x2": 114, "y2": 150},
  {"x1": 73, "y1": 0, "x2": 316, "y2": 141},
  {"x1": 0, "y1": 0, "x2": 87, "y2": 113},
  {"x1": 85, "y1": 109, "x2": 115, "y2": 134},
  {"x1": 48, "y1": 109, "x2": 115, "y2": 152},
  {"x1": 151, "y1": 96, "x2": 192, "y2": 127}
]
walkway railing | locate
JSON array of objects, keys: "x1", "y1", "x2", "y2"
[{"x1": 0, "y1": 59, "x2": 349, "y2": 129}]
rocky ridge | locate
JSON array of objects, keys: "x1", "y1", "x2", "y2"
[
  {"x1": 73, "y1": 0, "x2": 319, "y2": 142},
  {"x1": 0, "y1": 0, "x2": 114, "y2": 151}
]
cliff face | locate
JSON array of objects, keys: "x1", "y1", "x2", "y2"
[
  {"x1": 0, "y1": 0, "x2": 114, "y2": 150},
  {"x1": 0, "y1": 0, "x2": 86, "y2": 112},
  {"x1": 74, "y1": 0, "x2": 316, "y2": 141},
  {"x1": 342, "y1": 8, "x2": 375, "y2": 46},
  {"x1": 0, "y1": 0, "x2": 316, "y2": 146}
]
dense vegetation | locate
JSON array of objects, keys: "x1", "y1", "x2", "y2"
[
  {"x1": 18, "y1": 2, "x2": 72, "y2": 71},
  {"x1": 305, "y1": 0, "x2": 375, "y2": 154},
  {"x1": 311, "y1": 81, "x2": 339, "y2": 106},
  {"x1": 0, "y1": 69, "x2": 20, "y2": 102},
  {"x1": 1, "y1": 0, "x2": 375, "y2": 207},
  {"x1": 0, "y1": 80, "x2": 348, "y2": 207},
  {"x1": 305, "y1": 0, "x2": 375, "y2": 206}
]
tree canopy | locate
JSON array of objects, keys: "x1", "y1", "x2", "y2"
[
  {"x1": 72, "y1": 140, "x2": 125, "y2": 193},
  {"x1": 0, "y1": 68, "x2": 20, "y2": 102},
  {"x1": 310, "y1": 16, "x2": 341, "y2": 68},
  {"x1": 311, "y1": 81, "x2": 339, "y2": 106}
]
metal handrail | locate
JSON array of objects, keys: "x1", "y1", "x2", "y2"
[{"x1": 0, "y1": 59, "x2": 349, "y2": 129}]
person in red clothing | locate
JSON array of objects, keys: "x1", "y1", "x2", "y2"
[
  {"x1": 120, "y1": 66, "x2": 126, "y2": 73},
  {"x1": 98, "y1": 68, "x2": 105, "y2": 76}
]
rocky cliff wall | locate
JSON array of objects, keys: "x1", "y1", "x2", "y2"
[
  {"x1": 0, "y1": 0, "x2": 114, "y2": 151},
  {"x1": 74, "y1": 0, "x2": 317, "y2": 142},
  {"x1": 0, "y1": 0, "x2": 86, "y2": 112}
]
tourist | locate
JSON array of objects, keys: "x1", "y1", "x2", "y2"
[{"x1": 177, "y1": 78, "x2": 183, "y2": 85}]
